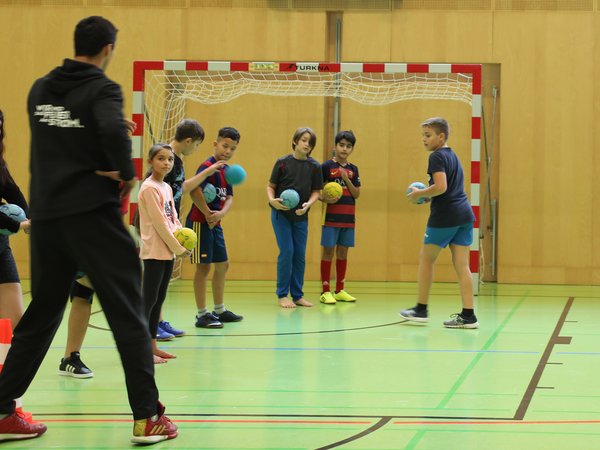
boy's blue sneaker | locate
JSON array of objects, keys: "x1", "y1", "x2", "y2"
[
  {"x1": 399, "y1": 306, "x2": 429, "y2": 323},
  {"x1": 213, "y1": 310, "x2": 243, "y2": 323},
  {"x1": 156, "y1": 328, "x2": 175, "y2": 341},
  {"x1": 158, "y1": 321, "x2": 185, "y2": 337},
  {"x1": 443, "y1": 313, "x2": 479, "y2": 329},
  {"x1": 195, "y1": 312, "x2": 223, "y2": 328}
]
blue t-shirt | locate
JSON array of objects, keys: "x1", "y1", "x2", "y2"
[{"x1": 427, "y1": 147, "x2": 475, "y2": 228}]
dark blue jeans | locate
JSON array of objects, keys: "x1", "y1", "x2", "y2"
[{"x1": 271, "y1": 209, "x2": 308, "y2": 301}]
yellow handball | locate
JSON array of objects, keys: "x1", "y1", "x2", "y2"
[
  {"x1": 323, "y1": 182, "x2": 343, "y2": 202},
  {"x1": 174, "y1": 227, "x2": 197, "y2": 251}
]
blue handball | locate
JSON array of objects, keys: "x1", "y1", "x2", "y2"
[
  {"x1": 0, "y1": 204, "x2": 26, "y2": 235},
  {"x1": 225, "y1": 164, "x2": 246, "y2": 185},
  {"x1": 280, "y1": 189, "x2": 300, "y2": 209},
  {"x1": 407, "y1": 182, "x2": 427, "y2": 205},
  {"x1": 203, "y1": 183, "x2": 217, "y2": 203}
]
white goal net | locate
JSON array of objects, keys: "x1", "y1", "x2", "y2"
[{"x1": 141, "y1": 66, "x2": 474, "y2": 146}]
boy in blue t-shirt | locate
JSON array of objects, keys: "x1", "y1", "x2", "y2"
[
  {"x1": 319, "y1": 130, "x2": 361, "y2": 305},
  {"x1": 399, "y1": 117, "x2": 479, "y2": 329}
]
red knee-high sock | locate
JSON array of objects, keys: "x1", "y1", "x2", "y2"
[
  {"x1": 320, "y1": 260, "x2": 332, "y2": 293},
  {"x1": 335, "y1": 259, "x2": 347, "y2": 293}
]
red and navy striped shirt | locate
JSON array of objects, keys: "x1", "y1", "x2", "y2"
[
  {"x1": 187, "y1": 156, "x2": 232, "y2": 225},
  {"x1": 321, "y1": 159, "x2": 361, "y2": 228}
]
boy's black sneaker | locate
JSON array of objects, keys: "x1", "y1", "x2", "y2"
[
  {"x1": 213, "y1": 310, "x2": 243, "y2": 323},
  {"x1": 58, "y1": 351, "x2": 94, "y2": 378},
  {"x1": 443, "y1": 313, "x2": 479, "y2": 329},
  {"x1": 398, "y1": 306, "x2": 429, "y2": 323},
  {"x1": 195, "y1": 312, "x2": 223, "y2": 328}
]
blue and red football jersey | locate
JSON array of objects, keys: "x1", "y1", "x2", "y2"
[
  {"x1": 188, "y1": 156, "x2": 233, "y2": 225},
  {"x1": 321, "y1": 159, "x2": 361, "y2": 228}
]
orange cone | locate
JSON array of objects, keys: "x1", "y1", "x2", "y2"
[
  {"x1": 0, "y1": 319, "x2": 34, "y2": 423},
  {"x1": 0, "y1": 319, "x2": 11, "y2": 374}
]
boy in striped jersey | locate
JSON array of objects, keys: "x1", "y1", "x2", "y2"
[
  {"x1": 319, "y1": 131, "x2": 361, "y2": 305},
  {"x1": 187, "y1": 127, "x2": 243, "y2": 328}
]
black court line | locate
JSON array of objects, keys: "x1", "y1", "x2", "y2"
[
  {"x1": 193, "y1": 320, "x2": 407, "y2": 337},
  {"x1": 88, "y1": 309, "x2": 111, "y2": 331},
  {"x1": 513, "y1": 297, "x2": 574, "y2": 420},
  {"x1": 85, "y1": 318, "x2": 408, "y2": 335},
  {"x1": 314, "y1": 416, "x2": 392, "y2": 450}
]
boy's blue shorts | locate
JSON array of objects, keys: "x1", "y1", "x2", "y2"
[
  {"x1": 424, "y1": 223, "x2": 473, "y2": 248},
  {"x1": 188, "y1": 221, "x2": 228, "y2": 264},
  {"x1": 320, "y1": 226, "x2": 355, "y2": 248}
]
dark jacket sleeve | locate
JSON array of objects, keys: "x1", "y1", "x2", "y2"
[
  {"x1": 93, "y1": 82, "x2": 135, "y2": 181},
  {"x1": 0, "y1": 174, "x2": 29, "y2": 233}
]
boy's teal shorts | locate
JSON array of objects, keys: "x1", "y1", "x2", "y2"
[{"x1": 424, "y1": 223, "x2": 473, "y2": 248}]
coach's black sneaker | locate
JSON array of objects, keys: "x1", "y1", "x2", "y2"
[
  {"x1": 59, "y1": 351, "x2": 94, "y2": 378},
  {"x1": 213, "y1": 309, "x2": 243, "y2": 323},
  {"x1": 195, "y1": 312, "x2": 223, "y2": 328},
  {"x1": 399, "y1": 306, "x2": 429, "y2": 323},
  {"x1": 443, "y1": 313, "x2": 479, "y2": 329}
]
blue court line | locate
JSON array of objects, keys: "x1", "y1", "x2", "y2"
[
  {"x1": 556, "y1": 351, "x2": 600, "y2": 356},
  {"x1": 52, "y1": 345, "x2": 541, "y2": 355}
]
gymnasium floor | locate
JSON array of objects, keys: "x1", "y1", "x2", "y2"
[{"x1": 5, "y1": 280, "x2": 600, "y2": 449}]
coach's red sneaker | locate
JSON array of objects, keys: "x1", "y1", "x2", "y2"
[
  {"x1": 0, "y1": 411, "x2": 47, "y2": 441},
  {"x1": 130, "y1": 402, "x2": 178, "y2": 444}
]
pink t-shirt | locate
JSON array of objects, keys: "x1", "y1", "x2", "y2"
[{"x1": 138, "y1": 177, "x2": 186, "y2": 260}]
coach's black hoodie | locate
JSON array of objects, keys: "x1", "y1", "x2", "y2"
[{"x1": 27, "y1": 58, "x2": 134, "y2": 220}]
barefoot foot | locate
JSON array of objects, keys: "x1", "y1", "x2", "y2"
[
  {"x1": 295, "y1": 298, "x2": 313, "y2": 307},
  {"x1": 278, "y1": 297, "x2": 296, "y2": 308},
  {"x1": 154, "y1": 349, "x2": 176, "y2": 359}
]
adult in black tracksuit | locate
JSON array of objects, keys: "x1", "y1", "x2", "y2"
[{"x1": 0, "y1": 17, "x2": 177, "y2": 444}]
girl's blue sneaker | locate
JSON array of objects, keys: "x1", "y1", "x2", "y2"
[{"x1": 158, "y1": 321, "x2": 185, "y2": 337}]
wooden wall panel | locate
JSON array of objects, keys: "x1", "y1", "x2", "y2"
[
  {"x1": 493, "y1": 12, "x2": 595, "y2": 284},
  {"x1": 594, "y1": 14, "x2": 600, "y2": 285},
  {"x1": 1, "y1": 4, "x2": 599, "y2": 285},
  {"x1": 388, "y1": 10, "x2": 493, "y2": 63}
]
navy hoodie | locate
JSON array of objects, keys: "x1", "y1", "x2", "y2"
[{"x1": 27, "y1": 59, "x2": 134, "y2": 220}]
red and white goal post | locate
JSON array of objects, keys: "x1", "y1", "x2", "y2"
[{"x1": 130, "y1": 61, "x2": 482, "y2": 293}]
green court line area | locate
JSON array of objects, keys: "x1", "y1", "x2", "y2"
[{"x1": 5, "y1": 281, "x2": 599, "y2": 449}]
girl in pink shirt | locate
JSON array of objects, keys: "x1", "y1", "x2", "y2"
[{"x1": 138, "y1": 144, "x2": 189, "y2": 364}]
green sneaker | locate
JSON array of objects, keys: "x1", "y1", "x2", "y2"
[
  {"x1": 334, "y1": 290, "x2": 356, "y2": 302},
  {"x1": 319, "y1": 292, "x2": 336, "y2": 304}
]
